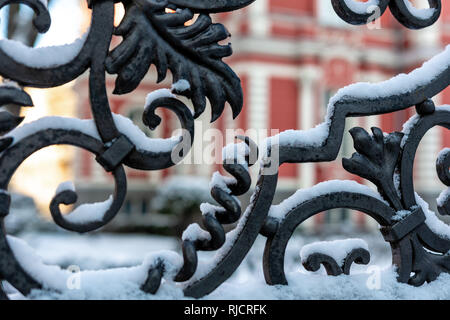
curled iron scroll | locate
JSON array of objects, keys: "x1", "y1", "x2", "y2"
[{"x1": 331, "y1": 0, "x2": 441, "y2": 29}]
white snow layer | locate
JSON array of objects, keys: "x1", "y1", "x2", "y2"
[
  {"x1": 401, "y1": 112, "x2": 421, "y2": 147},
  {"x1": 204, "y1": 266, "x2": 450, "y2": 300},
  {"x1": 415, "y1": 193, "x2": 450, "y2": 240},
  {"x1": 7, "y1": 235, "x2": 184, "y2": 300},
  {"x1": 5, "y1": 116, "x2": 99, "y2": 144},
  {"x1": 271, "y1": 122, "x2": 330, "y2": 148},
  {"x1": 64, "y1": 196, "x2": 113, "y2": 224},
  {"x1": 340, "y1": 0, "x2": 435, "y2": 22},
  {"x1": 145, "y1": 89, "x2": 174, "y2": 108},
  {"x1": 327, "y1": 46, "x2": 449, "y2": 112},
  {"x1": 5, "y1": 113, "x2": 181, "y2": 153},
  {"x1": 209, "y1": 171, "x2": 236, "y2": 194},
  {"x1": 392, "y1": 210, "x2": 412, "y2": 222},
  {"x1": 266, "y1": 46, "x2": 449, "y2": 151},
  {"x1": 55, "y1": 181, "x2": 76, "y2": 195},
  {"x1": 55, "y1": 181, "x2": 113, "y2": 224},
  {"x1": 7, "y1": 233, "x2": 450, "y2": 300},
  {"x1": 222, "y1": 142, "x2": 249, "y2": 167},
  {"x1": 144, "y1": 80, "x2": 190, "y2": 107},
  {"x1": 111, "y1": 113, "x2": 180, "y2": 152},
  {"x1": 437, "y1": 189, "x2": 450, "y2": 207},
  {"x1": 171, "y1": 79, "x2": 190, "y2": 92},
  {"x1": 182, "y1": 223, "x2": 211, "y2": 242},
  {"x1": 200, "y1": 202, "x2": 224, "y2": 216},
  {"x1": 0, "y1": 32, "x2": 88, "y2": 69},
  {"x1": 300, "y1": 239, "x2": 369, "y2": 266},
  {"x1": 268, "y1": 180, "x2": 387, "y2": 222},
  {"x1": 343, "y1": 0, "x2": 379, "y2": 14},
  {"x1": 403, "y1": 0, "x2": 436, "y2": 20}
]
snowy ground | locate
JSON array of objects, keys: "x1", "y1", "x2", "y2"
[{"x1": 4, "y1": 231, "x2": 450, "y2": 300}]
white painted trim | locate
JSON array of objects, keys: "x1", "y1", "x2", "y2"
[
  {"x1": 298, "y1": 73, "x2": 317, "y2": 189},
  {"x1": 247, "y1": 66, "x2": 269, "y2": 183},
  {"x1": 231, "y1": 36, "x2": 444, "y2": 69},
  {"x1": 248, "y1": 0, "x2": 269, "y2": 37}
]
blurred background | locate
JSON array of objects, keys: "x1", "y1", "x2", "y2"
[{"x1": 1, "y1": 0, "x2": 449, "y2": 280}]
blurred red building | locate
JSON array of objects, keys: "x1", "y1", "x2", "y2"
[{"x1": 75, "y1": 0, "x2": 450, "y2": 232}]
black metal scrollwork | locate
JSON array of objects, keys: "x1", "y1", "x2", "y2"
[
  {"x1": 302, "y1": 247, "x2": 371, "y2": 276},
  {"x1": 142, "y1": 136, "x2": 258, "y2": 294},
  {"x1": 332, "y1": 0, "x2": 442, "y2": 29},
  {"x1": 107, "y1": 0, "x2": 244, "y2": 122},
  {"x1": 0, "y1": 0, "x2": 448, "y2": 300}
]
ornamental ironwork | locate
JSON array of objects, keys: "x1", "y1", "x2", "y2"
[{"x1": 0, "y1": 0, "x2": 448, "y2": 299}]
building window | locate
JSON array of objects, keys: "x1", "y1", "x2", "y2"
[
  {"x1": 123, "y1": 200, "x2": 132, "y2": 215},
  {"x1": 122, "y1": 199, "x2": 150, "y2": 215},
  {"x1": 141, "y1": 199, "x2": 148, "y2": 215}
]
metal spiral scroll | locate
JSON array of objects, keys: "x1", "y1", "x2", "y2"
[
  {"x1": 0, "y1": 127, "x2": 129, "y2": 295},
  {"x1": 263, "y1": 107, "x2": 450, "y2": 287},
  {"x1": 263, "y1": 191, "x2": 396, "y2": 285},
  {"x1": 331, "y1": 0, "x2": 442, "y2": 29},
  {"x1": 141, "y1": 136, "x2": 259, "y2": 294},
  {"x1": 302, "y1": 248, "x2": 371, "y2": 276}
]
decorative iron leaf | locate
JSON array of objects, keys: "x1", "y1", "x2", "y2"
[
  {"x1": 0, "y1": 86, "x2": 33, "y2": 136},
  {"x1": 343, "y1": 127, "x2": 403, "y2": 182},
  {"x1": 106, "y1": 1, "x2": 245, "y2": 121},
  {"x1": 159, "y1": 0, "x2": 256, "y2": 13},
  {"x1": 343, "y1": 127, "x2": 404, "y2": 210},
  {"x1": 0, "y1": 86, "x2": 33, "y2": 108}
]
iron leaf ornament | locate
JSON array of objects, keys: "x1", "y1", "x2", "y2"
[
  {"x1": 107, "y1": 0, "x2": 252, "y2": 121},
  {"x1": 343, "y1": 127, "x2": 404, "y2": 211},
  {"x1": 0, "y1": 85, "x2": 33, "y2": 150}
]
